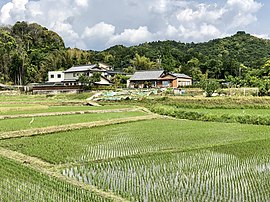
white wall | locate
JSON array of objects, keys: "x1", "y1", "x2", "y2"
[
  {"x1": 48, "y1": 71, "x2": 64, "y2": 83},
  {"x1": 177, "y1": 78, "x2": 192, "y2": 87}
]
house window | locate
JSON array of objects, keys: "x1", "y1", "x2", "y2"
[
  {"x1": 151, "y1": 81, "x2": 157, "y2": 87},
  {"x1": 50, "y1": 75, "x2": 54, "y2": 79},
  {"x1": 162, "y1": 81, "x2": 170, "y2": 87},
  {"x1": 57, "y1": 74, "x2": 61, "y2": 78}
]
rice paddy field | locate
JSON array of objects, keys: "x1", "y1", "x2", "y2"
[
  {"x1": 0, "y1": 111, "x2": 145, "y2": 133},
  {"x1": 0, "y1": 103, "x2": 132, "y2": 116},
  {"x1": 0, "y1": 156, "x2": 111, "y2": 202},
  {"x1": 0, "y1": 93, "x2": 270, "y2": 201}
]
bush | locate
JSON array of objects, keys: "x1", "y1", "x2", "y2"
[
  {"x1": 200, "y1": 79, "x2": 220, "y2": 97},
  {"x1": 150, "y1": 104, "x2": 270, "y2": 126}
]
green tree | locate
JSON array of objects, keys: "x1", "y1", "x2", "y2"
[
  {"x1": 78, "y1": 72, "x2": 101, "y2": 90},
  {"x1": 10, "y1": 53, "x2": 24, "y2": 85},
  {"x1": 261, "y1": 59, "x2": 270, "y2": 77},
  {"x1": 130, "y1": 53, "x2": 156, "y2": 70},
  {"x1": 123, "y1": 66, "x2": 136, "y2": 74},
  {"x1": 200, "y1": 79, "x2": 220, "y2": 97},
  {"x1": 207, "y1": 59, "x2": 223, "y2": 79},
  {"x1": 258, "y1": 79, "x2": 270, "y2": 96},
  {"x1": 111, "y1": 74, "x2": 130, "y2": 88}
]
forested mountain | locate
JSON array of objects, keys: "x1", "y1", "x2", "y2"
[
  {"x1": 99, "y1": 31, "x2": 270, "y2": 84},
  {"x1": 1, "y1": 21, "x2": 270, "y2": 86}
]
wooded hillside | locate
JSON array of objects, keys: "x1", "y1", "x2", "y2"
[
  {"x1": 1, "y1": 21, "x2": 270, "y2": 86},
  {"x1": 0, "y1": 21, "x2": 66, "y2": 84},
  {"x1": 99, "y1": 31, "x2": 270, "y2": 84}
]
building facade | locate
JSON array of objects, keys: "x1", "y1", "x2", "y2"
[
  {"x1": 128, "y1": 70, "x2": 192, "y2": 88},
  {"x1": 48, "y1": 71, "x2": 65, "y2": 83},
  {"x1": 46, "y1": 64, "x2": 113, "y2": 86}
]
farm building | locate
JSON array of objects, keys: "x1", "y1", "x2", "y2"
[{"x1": 127, "y1": 70, "x2": 192, "y2": 88}]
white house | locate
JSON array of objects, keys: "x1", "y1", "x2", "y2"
[
  {"x1": 63, "y1": 64, "x2": 109, "y2": 86},
  {"x1": 47, "y1": 64, "x2": 113, "y2": 86},
  {"x1": 48, "y1": 71, "x2": 64, "y2": 83}
]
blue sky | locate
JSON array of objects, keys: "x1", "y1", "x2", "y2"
[{"x1": 0, "y1": 0, "x2": 269, "y2": 50}]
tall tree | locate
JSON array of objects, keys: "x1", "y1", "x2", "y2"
[{"x1": 130, "y1": 53, "x2": 157, "y2": 70}]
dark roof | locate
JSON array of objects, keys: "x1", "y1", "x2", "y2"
[
  {"x1": 129, "y1": 70, "x2": 164, "y2": 81},
  {"x1": 172, "y1": 73, "x2": 192, "y2": 79},
  {"x1": 63, "y1": 75, "x2": 112, "y2": 83},
  {"x1": 107, "y1": 70, "x2": 126, "y2": 75},
  {"x1": 63, "y1": 79, "x2": 77, "y2": 82},
  {"x1": 64, "y1": 64, "x2": 105, "y2": 73}
]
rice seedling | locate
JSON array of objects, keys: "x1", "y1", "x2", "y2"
[
  {"x1": 1, "y1": 119, "x2": 269, "y2": 164},
  {"x1": 0, "y1": 99, "x2": 269, "y2": 202},
  {"x1": 0, "y1": 111, "x2": 146, "y2": 133},
  {"x1": 62, "y1": 150, "x2": 270, "y2": 201},
  {"x1": 0, "y1": 105, "x2": 133, "y2": 116},
  {"x1": 0, "y1": 156, "x2": 112, "y2": 202}
]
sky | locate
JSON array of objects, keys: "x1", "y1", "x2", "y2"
[{"x1": 0, "y1": 0, "x2": 269, "y2": 50}]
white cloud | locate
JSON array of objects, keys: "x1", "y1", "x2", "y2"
[
  {"x1": 225, "y1": 0, "x2": 263, "y2": 29},
  {"x1": 227, "y1": 0, "x2": 262, "y2": 13},
  {"x1": 25, "y1": 2, "x2": 42, "y2": 18},
  {"x1": 176, "y1": 4, "x2": 226, "y2": 23},
  {"x1": 253, "y1": 33, "x2": 269, "y2": 39},
  {"x1": 108, "y1": 26, "x2": 153, "y2": 46},
  {"x1": 82, "y1": 22, "x2": 115, "y2": 50},
  {"x1": 150, "y1": 0, "x2": 168, "y2": 14},
  {"x1": 52, "y1": 21, "x2": 80, "y2": 47},
  {"x1": 0, "y1": 2, "x2": 13, "y2": 24},
  {"x1": 199, "y1": 23, "x2": 221, "y2": 38},
  {"x1": 165, "y1": 25, "x2": 179, "y2": 39},
  {"x1": 75, "y1": 0, "x2": 89, "y2": 7},
  {"x1": 82, "y1": 22, "x2": 115, "y2": 39},
  {"x1": 0, "y1": 0, "x2": 266, "y2": 50},
  {"x1": 0, "y1": 0, "x2": 28, "y2": 24},
  {"x1": 82, "y1": 23, "x2": 153, "y2": 50}
]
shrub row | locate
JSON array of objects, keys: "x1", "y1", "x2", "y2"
[
  {"x1": 148, "y1": 96, "x2": 270, "y2": 109},
  {"x1": 151, "y1": 105, "x2": 270, "y2": 125}
]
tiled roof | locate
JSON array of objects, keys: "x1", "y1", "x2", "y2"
[
  {"x1": 172, "y1": 73, "x2": 192, "y2": 79},
  {"x1": 64, "y1": 64, "x2": 103, "y2": 73},
  {"x1": 129, "y1": 70, "x2": 164, "y2": 81},
  {"x1": 107, "y1": 70, "x2": 125, "y2": 75}
]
